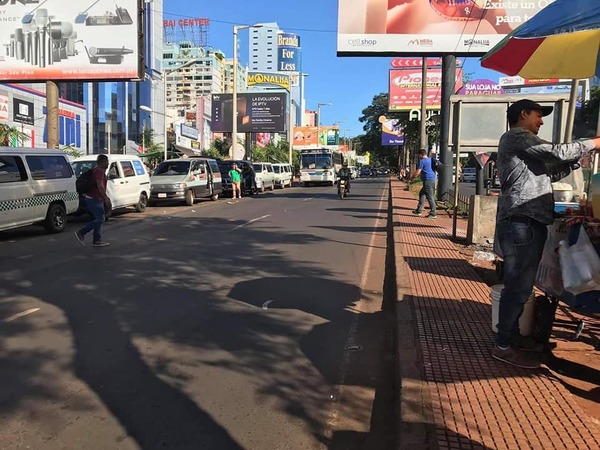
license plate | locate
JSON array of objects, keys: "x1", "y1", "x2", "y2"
[{"x1": 158, "y1": 193, "x2": 167, "y2": 198}]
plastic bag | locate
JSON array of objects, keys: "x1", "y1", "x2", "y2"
[{"x1": 559, "y1": 226, "x2": 600, "y2": 295}]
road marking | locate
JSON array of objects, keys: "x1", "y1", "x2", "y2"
[
  {"x1": 2, "y1": 308, "x2": 40, "y2": 323},
  {"x1": 261, "y1": 300, "x2": 274, "y2": 310},
  {"x1": 302, "y1": 196, "x2": 316, "y2": 202},
  {"x1": 326, "y1": 183, "x2": 388, "y2": 432},
  {"x1": 233, "y1": 214, "x2": 271, "y2": 231}
]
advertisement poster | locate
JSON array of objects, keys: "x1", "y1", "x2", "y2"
[
  {"x1": 457, "y1": 79, "x2": 504, "y2": 96},
  {"x1": 382, "y1": 119, "x2": 404, "y2": 146},
  {"x1": 337, "y1": 0, "x2": 554, "y2": 55},
  {"x1": 0, "y1": 0, "x2": 142, "y2": 81},
  {"x1": 388, "y1": 68, "x2": 463, "y2": 111},
  {"x1": 0, "y1": 94, "x2": 8, "y2": 120},
  {"x1": 293, "y1": 126, "x2": 339, "y2": 147},
  {"x1": 13, "y1": 98, "x2": 34, "y2": 125},
  {"x1": 211, "y1": 93, "x2": 287, "y2": 133},
  {"x1": 247, "y1": 72, "x2": 290, "y2": 90}
]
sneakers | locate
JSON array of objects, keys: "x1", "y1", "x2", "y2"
[
  {"x1": 427, "y1": 214, "x2": 438, "y2": 219},
  {"x1": 74, "y1": 231, "x2": 85, "y2": 246},
  {"x1": 512, "y1": 335, "x2": 544, "y2": 352},
  {"x1": 412, "y1": 210, "x2": 422, "y2": 216},
  {"x1": 92, "y1": 241, "x2": 110, "y2": 248},
  {"x1": 492, "y1": 346, "x2": 540, "y2": 369}
]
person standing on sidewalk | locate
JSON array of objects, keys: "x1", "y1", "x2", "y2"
[
  {"x1": 493, "y1": 99, "x2": 600, "y2": 369},
  {"x1": 229, "y1": 163, "x2": 242, "y2": 199},
  {"x1": 411, "y1": 149, "x2": 437, "y2": 218},
  {"x1": 75, "y1": 154, "x2": 112, "y2": 247}
]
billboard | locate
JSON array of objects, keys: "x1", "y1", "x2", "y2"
[
  {"x1": 337, "y1": 0, "x2": 555, "y2": 55},
  {"x1": 293, "y1": 126, "x2": 339, "y2": 147},
  {"x1": 248, "y1": 72, "x2": 290, "y2": 90},
  {"x1": 389, "y1": 68, "x2": 463, "y2": 111},
  {"x1": 211, "y1": 93, "x2": 287, "y2": 133},
  {"x1": 382, "y1": 119, "x2": 404, "y2": 146},
  {"x1": 277, "y1": 33, "x2": 301, "y2": 72},
  {"x1": 0, "y1": 0, "x2": 143, "y2": 81},
  {"x1": 13, "y1": 97, "x2": 34, "y2": 125},
  {"x1": 457, "y1": 79, "x2": 504, "y2": 96},
  {"x1": 0, "y1": 94, "x2": 8, "y2": 120}
]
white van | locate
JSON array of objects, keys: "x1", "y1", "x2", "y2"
[
  {"x1": 272, "y1": 163, "x2": 293, "y2": 188},
  {"x1": 252, "y1": 162, "x2": 275, "y2": 192},
  {"x1": 71, "y1": 154, "x2": 151, "y2": 215},
  {"x1": 0, "y1": 147, "x2": 79, "y2": 233}
]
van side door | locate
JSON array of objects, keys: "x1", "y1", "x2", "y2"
[
  {"x1": 0, "y1": 154, "x2": 32, "y2": 229},
  {"x1": 118, "y1": 160, "x2": 140, "y2": 206},
  {"x1": 25, "y1": 154, "x2": 74, "y2": 221}
]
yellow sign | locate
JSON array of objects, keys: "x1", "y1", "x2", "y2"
[{"x1": 248, "y1": 72, "x2": 290, "y2": 90}]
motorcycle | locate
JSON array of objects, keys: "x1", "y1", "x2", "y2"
[{"x1": 338, "y1": 178, "x2": 349, "y2": 199}]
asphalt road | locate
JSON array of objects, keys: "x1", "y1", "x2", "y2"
[{"x1": 0, "y1": 177, "x2": 396, "y2": 450}]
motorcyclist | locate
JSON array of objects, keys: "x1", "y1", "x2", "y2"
[{"x1": 338, "y1": 161, "x2": 352, "y2": 192}]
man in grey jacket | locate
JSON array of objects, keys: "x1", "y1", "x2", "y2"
[{"x1": 493, "y1": 99, "x2": 600, "y2": 369}]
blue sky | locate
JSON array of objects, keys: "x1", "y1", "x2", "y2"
[{"x1": 162, "y1": 0, "x2": 502, "y2": 138}]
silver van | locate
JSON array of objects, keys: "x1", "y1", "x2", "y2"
[
  {"x1": 252, "y1": 162, "x2": 275, "y2": 192},
  {"x1": 0, "y1": 148, "x2": 79, "y2": 233}
]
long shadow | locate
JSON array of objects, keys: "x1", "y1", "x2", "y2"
[
  {"x1": 403, "y1": 257, "x2": 484, "y2": 282},
  {"x1": 327, "y1": 208, "x2": 387, "y2": 214}
]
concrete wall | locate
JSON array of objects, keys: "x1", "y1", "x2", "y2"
[{"x1": 467, "y1": 195, "x2": 498, "y2": 245}]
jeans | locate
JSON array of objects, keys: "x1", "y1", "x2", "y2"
[
  {"x1": 416, "y1": 179, "x2": 436, "y2": 214},
  {"x1": 79, "y1": 197, "x2": 105, "y2": 243},
  {"x1": 495, "y1": 216, "x2": 547, "y2": 347}
]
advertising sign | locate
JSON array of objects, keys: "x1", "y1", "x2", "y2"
[
  {"x1": 277, "y1": 33, "x2": 301, "y2": 72},
  {"x1": 457, "y1": 79, "x2": 504, "y2": 96},
  {"x1": 0, "y1": 94, "x2": 8, "y2": 120},
  {"x1": 211, "y1": 93, "x2": 287, "y2": 133},
  {"x1": 382, "y1": 119, "x2": 404, "y2": 146},
  {"x1": 0, "y1": 0, "x2": 143, "y2": 81},
  {"x1": 390, "y1": 57, "x2": 464, "y2": 68},
  {"x1": 293, "y1": 126, "x2": 340, "y2": 147},
  {"x1": 248, "y1": 72, "x2": 290, "y2": 90},
  {"x1": 337, "y1": 0, "x2": 554, "y2": 55},
  {"x1": 389, "y1": 68, "x2": 463, "y2": 111},
  {"x1": 181, "y1": 123, "x2": 198, "y2": 140},
  {"x1": 499, "y1": 76, "x2": 567, "y2": 87},
  {"x1": 13, "y1": 98, "x2": 34, "y2": 125}
]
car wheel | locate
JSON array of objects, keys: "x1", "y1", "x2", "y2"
[
  {"x1": 43, "y1": 203, "x2": 67, "y2": 233},
  {"x1": 260, "y1": 183, "x2": 265, "y2": 193},
  {"x1": 135, "y1": 193, "x2": 148, "y2": 213},
  {"x1": 270, "y1": 181, "x2": 275, "y2": 191},
  {"x1": 185, "y1": 189, "x2": 195, "y2": 206},
  {"x1": 211, "y1": 193, "x2": 219, "y2": 201}
]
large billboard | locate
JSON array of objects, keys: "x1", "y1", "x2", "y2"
[
  {"x1": 211, "y1": 93, "x2": 287, "y2": 133},
  {"x1": 337, "y1": 0, "x2": 554, "y2": 55},
  {"x1": 388, "y1": 68, "x2": 463, "y2": 111},
  {"x1": 382, "y1": 119, "x2": 404, "y2": 146},
  {"x1": 293, "y1": 126, "x2": 339, "y2": 147},
  {"x1": 277, "y1": 33, "x2": 301, "y2": 72},
  {"x1": 248, "y1": 72, "x2": 290, "y2": 90},
  {"x1": 0, "y1": 0, "x2": 143, "y2": 81}
]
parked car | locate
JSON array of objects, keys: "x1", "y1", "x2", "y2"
[
  {"x1": 253, "y1": 162, "x2": 275, "y2": 192},
  {"x1": 149, "y1": 157, "x2": 222, "y2": 205},
  {"x1": 71, "y1": 154, "x2": 150, "y2": 217},
  {"x1": 461, "y1": 167, "x2": 477, "y2": 183},
  {"x1": 217, "y1": 159, "x2": 257, "y2": 196},
  {"x1": 0, "y1": 147, "x2": 79, "y2": 233},
  {"x1": 272, "y1": 163, "x2": 293, "y2": 188}
]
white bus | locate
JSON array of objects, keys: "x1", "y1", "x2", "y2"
[{"x1": 299, "y1": 148, "x2": 343, "y2": 187}]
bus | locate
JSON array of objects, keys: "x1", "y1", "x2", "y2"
[{"x1": 299, "y1": 148, "x2": 343, "y2": 186}]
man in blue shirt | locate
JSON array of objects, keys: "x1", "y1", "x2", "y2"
[{"x1": 411, "y1": 149, "x2": 437, "y2": 218}]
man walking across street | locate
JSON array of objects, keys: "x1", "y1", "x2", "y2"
[
  {"x1": 75, "y1": 154, "x2": 112, "y2": 247},
  {"x1": 493, "y1": 99, "x2": 600, "y2": 369},
  {"x1": 412, "y1": 149, "x2": 437, "y2": 218}
]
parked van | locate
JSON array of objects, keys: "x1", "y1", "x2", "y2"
[
  {"x1": 0, "y1": 147, "x2": 79, "y2": 233},
  {"x1": 150, "y1": 157, "x2": 222, "y2": 205},
  {"x1": 71, "y1": 154, "x2": 151, "y2": 215},
  {"x1": 252, "y1": 162, "x2": 275, "y2": 192},
  {"x1": 272, "y1": 163, "x2": 292, "y2": 188}
]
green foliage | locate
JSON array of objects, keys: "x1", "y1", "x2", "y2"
[
  {"x1": 580, "y1": 85, "x2": 600, "y2": 137},
  {"x1": 251, "y1": 140, "x2": 290, "y2": 163},
  {"x1": 202, "y1": 138, "x2": 230, "y2": 160},
  {"x1": 62, "y1": 146, "x2": 83, "y2": 159},
  {"x1": 0, "y1": 123, "x2": 30, "y2": 147}
]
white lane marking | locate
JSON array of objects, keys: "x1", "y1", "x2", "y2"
[
  {"x1": 302, "y1": 197, "x2": 315, "y2": 202},
  {"x1": 326, "y1": 183, "x2": 388, "y2": 431},
  {"x1": 233, "y1": 214, "x2": 271, "y2": 231},
  {"x1": 3, "y1": 308, "x2": 40, "y2": 323},
  {"x1": 262, "y1": 300, "x2": 274, "y2": 310}
]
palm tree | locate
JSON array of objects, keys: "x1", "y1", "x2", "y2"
[{"x1": 0, "y1": 123, "x2": 30, "y2": 146}]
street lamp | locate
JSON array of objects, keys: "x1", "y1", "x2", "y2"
[
  {"x1": 317, "y1": 102, "x2": 332, "y2": 147},
  {"x1": 232, "y1": 23, "x2": 263, "y2": 159}
]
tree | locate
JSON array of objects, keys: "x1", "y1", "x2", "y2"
[
  {"x1": 202, "y1": 138, "x2": 230, "y2": 159},
  {"x1": 0, "y1": 123, "x2": 30, "y2": 147}
]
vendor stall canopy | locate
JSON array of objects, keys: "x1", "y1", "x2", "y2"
[{"x1": 481, "y1": 0, "x2": 600, "y2": 79}]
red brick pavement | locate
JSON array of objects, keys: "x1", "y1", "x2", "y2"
[{"x1": 391, "y1": 180, "x2": 600, "y2": 450}]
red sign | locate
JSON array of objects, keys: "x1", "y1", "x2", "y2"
[
  {"x1": 390, "y1": 58, "x2": 443, "y2": 68},
  {"x1": 388, "y1": 68, "x2": 463, "y2": 111},
  {"x1": 524, "y1": 78, "x2": 560, "y2": 85}
]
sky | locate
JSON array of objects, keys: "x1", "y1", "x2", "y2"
[{"x1": 162, "y1": 0, "x2": 503, "y2": 138}]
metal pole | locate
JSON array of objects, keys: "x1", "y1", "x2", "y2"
[
  {"x1": 46, "y1": 81, "x2": 59, "y2": 149},
  {"x1": 316, "y1": 104, "x2": 321, "y2": 146},
  {"x1": 231, "y1": 26, "x2": 238, "y2": 159},
  {"x1": 163, "y1": 72, "x2": 168, "y2": 160},
  {"x1": 564, "y1": 79, "x2": 580, "y2": 143},
  {"x1": 142, "y1": 119, "x2": 145, "y2": 154},
  {"x1": 437, "y1": 55, "x2": 456, "y2": 201},
  {"x1": 452, "y1": 101, "x2": 462, "y2": 240},
  {"x1": 420, "y1": 57, "x2": 427, "y2": 152},
  {"x1": 288, "y1": 91, "x2": 293, "y2": 164}
]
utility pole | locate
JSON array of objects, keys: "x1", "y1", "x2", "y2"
[
  {"x1": 437, "y1": 55, "x2": 456, "y2": 202},
  {"x1": 420, "y1": 57, "x2": 428, "y2": 153},
  {"x1": 46, "y1": 81, "x2": 59, "y2": 149}
]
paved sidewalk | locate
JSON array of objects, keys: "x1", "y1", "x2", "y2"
[{"x1": 390, "y1": 179, "x2": 600, "y2": 450}]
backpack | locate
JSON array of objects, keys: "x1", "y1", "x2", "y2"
[
  {"x1": 76, "y1": 169, "x2": 95, "y2": 195},
  {"x1": 431, "y1": 156, "x2": 440, "y2": 173}
]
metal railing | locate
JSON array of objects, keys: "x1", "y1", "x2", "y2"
[{"x1": 446, "y1": 189, "x2": 470, "y2": 217}]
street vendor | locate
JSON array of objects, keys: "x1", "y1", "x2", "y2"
[{"x1": 492, "y1": 99, "x2": 600, "y2": 370}]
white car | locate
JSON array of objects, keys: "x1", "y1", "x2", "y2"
[
  {"x1": 272, "y1": 163, "x2": 293, "y2": 188},
  {"x1": 253, "y1": 162, "x2": 275, "y2": 192},
  {"x1": 0, "y1": 147, "x2": 79, "y2": 233},
  {"x1": 71, "y1": 154, "x2": 151, "y2": 214}
]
